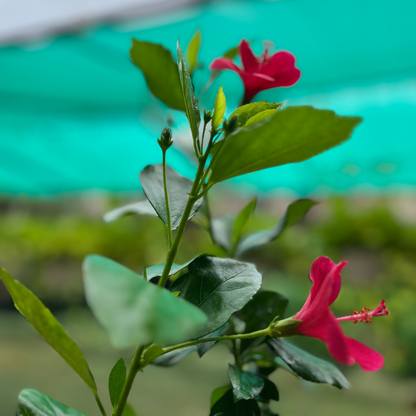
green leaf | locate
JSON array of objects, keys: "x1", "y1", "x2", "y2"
[
  {"x1": 0, "y1": 269, "x2": 96, "y2": 392},
  {"x1": 212, "y1": 86, "x2": 226, "y2": 131},
  {"x1": 238, "y1": 291, "x2": 288, "y2": 355},
  {"x1": 256, "y1": 378, "x2": 279, "y2": 403},
  {"x1": 83, "y1": 255, "x2": 207, "y2": 348},
  {"x1": 235, "y1": 199, "x2": 317, "y2": 255},
  {"x1": 139, "y1": 164, "x2": 203, "y2": 230},
  {"x1": 211, "y1": 385, "x2": 231, "y2": 409},
  {"x1": 153, "y1": 346, "x2": 197, "y2": 366},
  {"x1": 109, "y1": 358, "x2": 126, "y2": 408},
  {"x1": 210, "y1": 390, "x2": 261, "y2": 416},
  {"x1": 122, "y1": 403, "x2": 137, "y2": 416},
  {"x1": 186, "y1": 29, "x2": 201, "y2": 75},
  {"x1": 170, "y1": 256, "x2": 262, "y2": 338},
  {"x1": 209, "y1": 106, "x2": 363, "y2": 184},
  {"x1": 177, "y1": 40, "x2": 200, "y2": 141},
  {"x1": 229, "y1": 101, "x2": 283, "y2": 127},
  {"x1": 103, "y1": 200, "x2": 156, "y2": 223},
  {"x1": 267, "y1": 339, "x2": 350, "y2": 389},
  {"x1": 142, "y1": 345, "x2": 164, "y2": 366},
  {"x1": 130, "y1": 39, "x2": 184, "y2": 111},
  {"x1": 232, "y1": 199, "x2": 256, "y2": 250},
  {"x1": 211, "y1": 214, "x2": 235, "y2": 251},
  {"x1": 229, "y1": 364, "x2": 264, "y2": 401},
  {"x1": 145, "y1": 259, "x2": 193, "y2": 281},
  {"x1": 196, "y1": 323, "x2": 229, "y2": 357},
  {"x1": 17, "y1": 389, "x2": 87, "y2": 416},
  {"x1": 244, "y1": 110, "x2": 278, "y2": 127}
]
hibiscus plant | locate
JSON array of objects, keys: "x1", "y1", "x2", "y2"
[{"x1": 0, "y1": 32, "x2": 389, "y2": 416}]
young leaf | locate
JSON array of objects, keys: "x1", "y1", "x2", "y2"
[
  {"x1": 109, "y1": 358, "x2": 127, "y2": 408},
  {"x1": 209, "y1": 106, "x2": 363, "y2": 184},
  {"x1": 177, "y1": 40, "x2": 201, "y2": 141},
  {"x1": 267, "y1": 339, "x2": 350, "y2": 389},
  {"x1": 83, "y1": 255, "x2": 207, "y2": 348},
  {"x1": 235, "y1": 199, "x2": 317, "y2": 255},
  {"x1": 170, "y1": 256, "x2": 262, "y2": 338},
  {"x1": 238, "y1": 291, "x2": 288, "y2": 355},
  {"x1": 229, "y1": 101, "x2": 283, "y2": 127},
  {"x1": 210, "y1": 390, "x2": 261, "y2": 416},
  {"x1": 122, "y1": 403, "x2": 137, "y2": 416},
  {"x1": 232, "y1": 199, "x2": 256, "y2": 251},
  {"x1": 229, "y1": 364, "x2": 264, "y2": 401},
  {"x1": 17, "y1": 389, "x2": 87, "y2": 416},
  {"x1": 212, "y1": 86, "x2": 226, "y2": 131},
  {"x1": 0, "y1": 268, "x2": 97, "y2": 392},
  {"x1": 244, "y1": 109, "x2": 278, "y2": 127},
  {"x1": 140, "y1": 164, "x2": 203, "y2": 230},
  {"x1": 103, "y1": 200, "x2": 157, "y2": 223},
  {"x1": 210, "y1": 214, "x2": 235, "y2": 251},
  {"x1": 186, "y1": 29, "x2": 201, "y2": 75},
  {"x1": 130, "y1": 39, "x2": 185, "y2": 111},
  {"x1": 142, "y1": 345, "x2": 164, "y2": 366}
]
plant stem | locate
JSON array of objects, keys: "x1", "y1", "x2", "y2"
[
  {"x1": 158, "y1": 152, "x2": 208, "y2": 288},
  {"x1": 94, "y1": 393, "x2": 108, "y2": 416},
  {"x1": 114, "y1": 345, "x2": 145, "y2": 416},
  {"x1": 162, "y1": 150, "x2": 173, "y2": 250},
  {"x1": 161, "y1": 327, "x2": 271, "y2": 355},
  {"x1": 232, "y1": 339, "x2": 242, "y2": 369}
]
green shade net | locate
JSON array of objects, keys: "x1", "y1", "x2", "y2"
[{"x1": 1, "y1": 0, "x2": 415, "y2": 196}]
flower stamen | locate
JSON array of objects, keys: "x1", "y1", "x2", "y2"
[{"x1": 337, "y1": 300, "x2": 389, "y2": 324}]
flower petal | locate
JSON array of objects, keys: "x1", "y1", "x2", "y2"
[
  {"x1": 346, "y1": 337, "x2": 384, "y2": 372},
  {"x1": 296, "y1": 261, "x2": 347, "y2": 322},
  {"x1": 210, "y1": 58, "x2": 241, "y2": 73},
  {"x1": 240, "y1": 39, "x2": 260, "y2": 73},
  {"x1": 262, "y1": 51, "x2": 296, "y2": 77},
  {"x1": 325, "y1": 312, "x2": 354, "y2": 365}
]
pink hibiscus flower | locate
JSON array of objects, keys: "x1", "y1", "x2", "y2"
[
  {"x1": 210, "y1": 40, "x2": 301, "y2": 104},
  {"x1": 294, "y1": 256, "x2": 389, "y2": 372}
]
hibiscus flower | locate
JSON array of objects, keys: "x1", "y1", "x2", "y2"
[
  {"x1": 293, "y1": 256, "x2": 388, "y2": 371},
  {"x1": 210, "y1": 40, "x2": 301, "y2": 104}
]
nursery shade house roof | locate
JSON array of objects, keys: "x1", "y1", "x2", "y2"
[{"x1": 1, "y1": 0, "x2": 415, "y2": 196}]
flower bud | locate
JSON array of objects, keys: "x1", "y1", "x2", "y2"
[
  {"x1": 157, "y1": 127, "x2": 173, "y2": 151},
  {"x1": 203, "y1": 109, "x2": 213, "y2": 124}
]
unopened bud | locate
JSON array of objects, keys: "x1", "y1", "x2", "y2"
[
  {"x1": 157, "y1": 127, "x2": 173, "y2": 151},
  {"x1": 204, "y1": 109, "x2": 213, "y2": 124}
]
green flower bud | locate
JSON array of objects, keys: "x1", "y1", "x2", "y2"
[
  {"x1": 157, "y1": 127, "x2": 173, "y2": 151},
  {"x1": 203, "y1": 109, "x2": 213, "y2": 124}
]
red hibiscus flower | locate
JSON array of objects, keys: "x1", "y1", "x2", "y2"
[
  {"x1": 210, "y1": 40, "x2": 301, "y2": 104},
  {"x1": 294, "y1": 256, "x2": 388, "y2": 372}
]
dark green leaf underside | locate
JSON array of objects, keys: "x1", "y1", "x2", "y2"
[{"x1": 268, "y1": 339, "x2": 350, "y2": 389}]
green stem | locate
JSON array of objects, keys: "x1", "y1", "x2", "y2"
[
  {"x1": 114, "y1": 345, "x2": 145, "y2": 416},
  {"x1": 162, "y1": 150, "x2": 173, "y2": 250},
  {"x1": 161, "y1": 327, "x2": 271, "y2": 355},
  {"x1": 158, "y1": 152, "x2": 209, "y2": 288},
  {"x1": 94, "y1": 393, "x2": 108, "y2": 416}
]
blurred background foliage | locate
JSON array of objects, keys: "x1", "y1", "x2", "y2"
[{"x1": 1, "y1": 193, "x2": 415, "y2": 378}]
